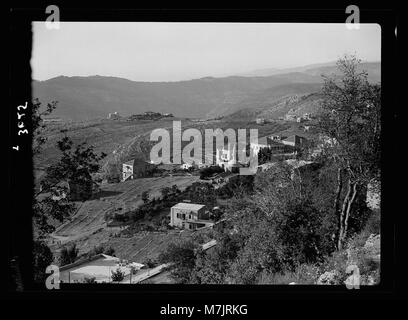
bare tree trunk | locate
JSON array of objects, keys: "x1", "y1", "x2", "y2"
[
  {"x1": 334, "y1": 168, "x2": 343, "y2": 212},
  {"x1": 333, "y1": 168, "x2": 343, "y2": 249},
  {"x1": 337, "y1": 178, "x2": 352, "y2": 250},
  {"x1": 343, "y1": 182, "x2": 358, "y2": 241},
  {"x1": 334, "y1": 167, "x2": 343, "y2": 231}
]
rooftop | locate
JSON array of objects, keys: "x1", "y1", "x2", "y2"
[
  {"x1": 283, "y1": 135, "x2": 307, "y2": 143},
  {"x1": 59, "y1": 254, "x2": 144, "y2": 283},
  {"x1": 123, "y1": 158, "x2": 150, "y2": 166},
  {"x1": 171, "y1": 202, "x2": 206, "y2": 211}
]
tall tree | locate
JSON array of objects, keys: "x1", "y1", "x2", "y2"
[
  {"x1": 318, "y1": 55, "x2": 381, "y2": 249},
  {"x1": 34, "y1": 130, "x2": 106, "y2": 236},
  {"x1": 31, "y1": 100, "x2": 106, "y2": 284}
]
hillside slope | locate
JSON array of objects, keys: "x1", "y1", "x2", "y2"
[{"x1": 225, "y1": 92, "x2": 323, "y2": 121}]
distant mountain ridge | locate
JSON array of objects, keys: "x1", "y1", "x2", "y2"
[
  {"x1": 32, "y1": 62, "x2": 380, "y2": 121},
  {"x1": 235, "y1": 61, "x2": 380, "y2": 78}
]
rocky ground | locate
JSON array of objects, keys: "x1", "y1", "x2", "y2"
[{"x1": 316, "y1": 234, "x2": 380, "y2": 286}]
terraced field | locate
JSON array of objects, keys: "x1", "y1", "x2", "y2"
[
  {"x1": 49, "y1": 175, "x2": 199, "y2": 250},
  {"x1": 34, "y1": 117, "x2": 193, "y2": 168}
]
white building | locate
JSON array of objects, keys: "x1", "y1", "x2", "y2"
[
  {"x1": 180, "y1": 163, "x2": 194, "y2": 170},
  {"x1": 269, "y1": 135, "x2": 282, "y2": 141},
  {"x1": 107, "y1": 112, "x2": 120, "y2": 120},
  {"x1": 169, "y1": 203, "x2": 214, "y2": 230},
  {"x1": 59, "y1": 254, "x2": 144, "y2": 283}
]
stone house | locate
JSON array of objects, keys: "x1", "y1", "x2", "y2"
[{"x1": 122, "y1": 159, "x2": 156, "y2": 181}]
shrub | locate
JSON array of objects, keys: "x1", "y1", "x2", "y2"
[
  {"x1": 88, "y1": 245, "x2": 105, "y2": 256},
  {"x1": 158, "y1": 239, "x2": 198, "y2": 283},
  {"x1": 111, "y1": 268, "x2": 125, "y2": 282},
  {"x1": 84, "y1": 277, "x2": 96, "y2": 283},
  {"x1": 199, "y1": 166, "x2": 223, "y2": 179},
  {"x1": 87, "y1": 245, "x2": 115, "y2": 258},
  {"x1": 257, "y1": 270, "x2": 297, "y2": 285},
  {"x1": 143, "y1": 258, "x2": 157, "y2": 268},
  {"x1": 104, "y1": 161, "x2": 121, "y2": 183},
  {"x1": 363, "y1": 208, "x2": 381, "y2": 234},
  {"x1": 59, "y1": 244, "x2": 79, "y2": 266},
  {"x1": 141, "y1": 191, "x2": 150, "y2": 203},
  {"x1": 104, "y1": 246, "x2": 115, "y2": 256}
]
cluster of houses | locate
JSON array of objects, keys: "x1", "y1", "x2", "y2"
[
  {"x1": 212, "y1": 134, "x2": 309, "y2": 173},
  {"x1": 284, "y1": 112, "x2": 312, "y2": 123},
  {"x1": 115, "y1": 132, "x2": 323, "y2": 234},
  {"x1": 256, "y1": 113, "x2": 313, "y2": 125},
  {"x1": 163, "y1": 134, "x2": 312, "y2": 230},
  {"x1": 119, "y1": 133, "x2": 309, "y2": 181}
]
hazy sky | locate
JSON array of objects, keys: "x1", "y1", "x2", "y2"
[{"x1": 32, "y1": 22, "x2": 381, "y2": 82}]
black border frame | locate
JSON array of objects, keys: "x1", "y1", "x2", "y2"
[{"x1": 7, "y1": 5, "x2": 401, "y2": 303}]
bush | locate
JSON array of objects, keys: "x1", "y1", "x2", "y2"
[
  {"x1": 143, "y1": 258, "x2": 157, "y2": 268},
  {"x1": 84, "y1": 277, "x2": 96, "y2": 283},
  {"x1": 104, "y1": 161, "x2": 121, "y2": 183},
  {"x1": 59, "y1": 244, "x2": 79, "y2": 266},
  {"x1": 158, "y1": 239, "x2": 198, "y2": 283},
  {"x1": 217, "y1": 175, "x2": 254, "y2": 198},
  {"x1": 88, "y1": 245, "x2": 104, "y2": 256},
  {"x1": 199, "y1": 166, "x2": 223, "y2": 179},
  {"x1": 87, "y1": 245, "x2": 115, "y2": 258},
  {"x1": 111, "y1": 268, "x2": 125, "y2": 282},
  {"x1": 363, "y1": 208, "x2": 380, "y2": 234},
  {"x1": 104, "y1": 246, "x2": 115, "y2": 256},
  {"x1": 257, "y1": 270, "x2": 297, "y2": 285}
]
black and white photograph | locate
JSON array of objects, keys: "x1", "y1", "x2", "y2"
[{"x1": 6, "y1": 5, "x2": 402, "y2": 306}]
